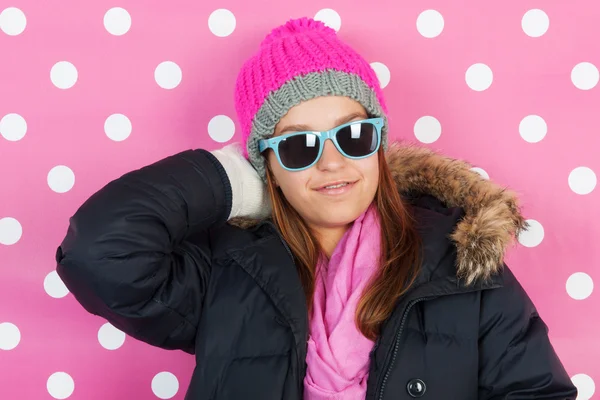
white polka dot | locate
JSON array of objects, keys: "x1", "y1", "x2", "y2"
[
  {"x1": 314, "y1": 8, "x2": 342, "y2": 32},
  {"x1": 518, "y1": 219, "x2": 544, "y2": 247},
  {"x1": 0, "y1": 217, "x2": 22, "y2": 245},
  {"x1": 151, "y1": 372, "x2": 179, "y2": 399},
  {"x1": 104, "y1": 7, "x2": 131, "y2": 36},
  {"x1": 208, "y1": 115, "x2": 235, "y2": 143},
  {"x1": 0, "y1": 7, "x2": 26, "y2": 36},
  {"x1": 566, "y1": 272, "x2": 594, "y2": 300},
  {"x1": 47, "y1": 372, "x2": 74, "y2": 399},
  {"x1": 571, "y1": 373, "x2": 595, "y2": 400},
  {"x1": 48, "y1": 165, "x2": 75, "y2": 193},
  {"x1": 568, "y1": 167, "x2": 597, "y2": 195},
  {"x1": 155, "y1": 61, "x2": 182, "y2": 90},
  {"x1": 98, "y1": 322, "x2": 126, "y2": 350},
  {"x1": 416, "y1": 9, "x2": 444, "y2": 38},
  {"x1": 0, "y1": 322, "x2": 21, "y2": 350},
  {"x1": 51, "y1": 61, "x2": 78, "y2": 89},
  {"x1": 44, "y1": 271, "x2": 69, "y2": 299},
  {"x1": 519, "y1": 115, "x2": 547, "y2": 143},
  {"x1": 370, "y1": 62, "x2": 391, "y2": 89},
  {"x1": 465, "y1": 63, "x2": 493, "y2": 91},
  {"x1": 0, "y1": 113, "x2": 27, "y2": 141},
  {"x1": 521, "y1": 9, "x2": 549, "y2": 37},
  {"x1": 104, "y1": 113, "x2": 132, "y2": 141},
  {"x1": 413, "y1": 116, "x2": 441, "y2": 143},
  {"x1": 571, "y1": 62, "x2": 599, "y2": 90},
  {"x1": 208, "y1": 9, "x2": 236, "y2": 37},
  {"x1": 471, "y1": 167, "x2": 489, "y2": 180}
]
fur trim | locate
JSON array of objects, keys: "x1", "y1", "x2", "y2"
[
  {"x1": 384, "y1": 142, "x2": 528, "y2": 285},
  {"x1": 228, "y1": 141, "x2": 529, "y2": 285}
]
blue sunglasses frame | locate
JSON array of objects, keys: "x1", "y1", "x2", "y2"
[{"x1": 258, "y1": 117, "x2": 384, "y2": 171}]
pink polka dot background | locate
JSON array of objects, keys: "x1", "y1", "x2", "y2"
[{"x1": 0, "y1": 1, "x2": 598, "y2": 399}]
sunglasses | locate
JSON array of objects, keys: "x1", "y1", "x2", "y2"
[{"x1": 258, "y1": 117, "x2": 384, "y2": 171}]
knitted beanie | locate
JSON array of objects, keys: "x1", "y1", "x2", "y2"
[{"x1": 234, "y1": 17, "x2": 389, "y2": 182}]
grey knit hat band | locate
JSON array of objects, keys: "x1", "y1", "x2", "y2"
[{"x1": 246, "y1": 69, "x2": 389, "y2": 182}]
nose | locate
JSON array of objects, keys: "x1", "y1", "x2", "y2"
[{"x1": 316, "y1": 140, "x2": 345, "y2": 171}]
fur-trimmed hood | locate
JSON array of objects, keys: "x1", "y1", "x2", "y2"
[{"x1": 228, "y1": 141, "x2": 529, "y2": 285}]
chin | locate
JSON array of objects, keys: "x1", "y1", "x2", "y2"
[{"x1": 315, "y1": 206, "x2": 364, "y2": 228}]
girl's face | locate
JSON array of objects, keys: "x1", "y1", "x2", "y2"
[{"x1": 266, "y1": 96, "x2": 380, "y2": 232}]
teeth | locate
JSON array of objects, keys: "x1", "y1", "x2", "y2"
[{"x1": 324, "y1": 182, "x2": 348, "y2": 189}]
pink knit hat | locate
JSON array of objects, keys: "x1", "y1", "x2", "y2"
[{"x1": 234, "y1": 17, "x2": 389, "y2": 181}]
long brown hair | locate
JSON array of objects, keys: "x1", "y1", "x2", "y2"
[{"x1": 265, "y1": 148, "x2": 423, "y2": 340}]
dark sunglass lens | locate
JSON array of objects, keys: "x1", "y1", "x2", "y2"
[
  {"x1": 278, "y1": 133, "x2": 320, "y2": 169},
  {"x1": 336, "y1": 122, "x2": 378, "y2": 157}
]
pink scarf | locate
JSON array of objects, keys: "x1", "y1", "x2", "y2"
[{"x1": 304, "y1": 202, "x2": 381, "y2": 400}]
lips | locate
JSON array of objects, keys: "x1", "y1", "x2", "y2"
[
  {"x1": 314, "y1": 180, "x2": 357, "y2": 196},
  {"x1": 315, "y1": 180, "x2": 356, "y2": 190}
]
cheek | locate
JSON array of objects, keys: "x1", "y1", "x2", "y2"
[
  {"x1": 357, "y1": 157, "x2": 379, "y2": 186},
  {"x1": 268, "y1": 162, "x2": 309, "y2": 203},
  {"x1": 368, "y1": 161, "x2": 380, "y2": 186},
  {"x1": 278, "y1": 173, "x2": 309, "y2": 204},
  {"x1": 358, "y1": 158, "x2": 380, "y2": 199}
]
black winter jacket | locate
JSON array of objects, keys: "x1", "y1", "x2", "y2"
[{"x1": 55, "y1": 144, "x2": 578, "y2": 399}]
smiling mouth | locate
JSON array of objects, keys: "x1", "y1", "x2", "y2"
[
  {"x1": 314, "y1": 180, "x2": 358, "y2": 195},
  {"x1": 315, "y1": 180, "x2": 357, "y2": 190},
  {"x1": 323, "y1": 182, "x2": 349, "y2": 189}
]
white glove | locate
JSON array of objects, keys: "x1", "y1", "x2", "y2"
[{"x1": 210, "y1": 142, "x2": 272, "y2": 220}]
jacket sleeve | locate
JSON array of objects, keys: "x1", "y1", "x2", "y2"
[
  {"x1": 477, "y1": 264, "x2": 578, "y2": 399},
  {"x1": 55, "y1": 149, "x2": 232, "y2": 354}
]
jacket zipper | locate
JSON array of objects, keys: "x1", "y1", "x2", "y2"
[
  {"x1": 377, "y1": 296, "x2": 436, "y2": 400},
  {"x1": 375, "y1": 281, "x2": 503, "y2": 399}
]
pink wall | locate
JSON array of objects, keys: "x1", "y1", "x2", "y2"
[{"x1": 1, "y1": 0, "x2": 598, "y2": 399}]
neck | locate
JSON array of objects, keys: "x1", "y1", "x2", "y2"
[{"x1": 313, "y1": 224, "x2": 351, "y2": 259}]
